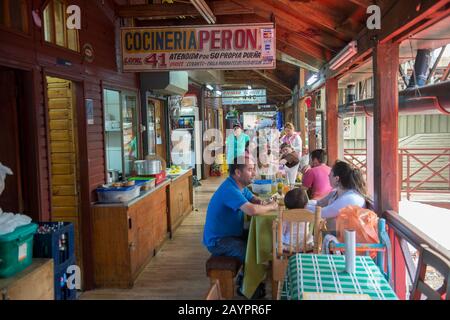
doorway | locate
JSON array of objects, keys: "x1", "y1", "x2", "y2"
[
  {"x1": 45, "y1": 76, "x2": 82, "y2": 267},
  {"x1": 0, "y1": 67, "x2": 39, "y2": 219}
]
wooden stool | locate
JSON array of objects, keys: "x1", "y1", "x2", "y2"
[{"x1": 206, "y1": 256, "x2": 242, "y2": 299}]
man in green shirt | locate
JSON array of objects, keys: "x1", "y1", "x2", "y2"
[{"x1": 226, "y1": 123, "x2": 250, "y2": 165}]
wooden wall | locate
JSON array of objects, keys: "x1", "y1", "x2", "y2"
[{"x1": 0, "y1": 0, "x2": 139, "y2": 289}]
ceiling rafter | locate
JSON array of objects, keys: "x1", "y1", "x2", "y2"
[
  {"x1": 233, "y1": 0, "x2": 347, "y2": 50},
  {"x1": 268, "y1": 0, "x2": 357, "y2": 40},
  {"x1": 117, "y1": 1, "x2": 254, "y2": 19}
]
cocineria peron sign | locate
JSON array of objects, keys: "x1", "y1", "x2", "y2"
[{"x1": 120, "y1": 23, "x2": 275, "y2": 72}]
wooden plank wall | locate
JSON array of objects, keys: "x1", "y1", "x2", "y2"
[{"x1": 0, "y1": 0, "x2": 140, "y2": 289}]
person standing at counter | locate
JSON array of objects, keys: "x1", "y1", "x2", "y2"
[
  {"x1": 280, "y1": 122, "x2": 302, "y2": 155},
  {"x1": 203, "y1": 155, "x2": 278, "y2": 263},
  {"x1": 226, "y1": 123, "x2": 250, "y2": 165}
]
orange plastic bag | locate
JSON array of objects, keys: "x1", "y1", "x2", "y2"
[{"x1": 336, "y1": 205, "x2": 379, "y2": 248}]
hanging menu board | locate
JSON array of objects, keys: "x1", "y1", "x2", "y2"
[
  {"x1": 221, "y1": 89, "x2": 267, "y2": 105},
  {"x1": 121, "y1": 23, "x2": 276, "y2": 72}
]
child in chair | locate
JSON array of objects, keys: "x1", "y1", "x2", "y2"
[{"x1": 282, "y1": 188, "x2": 314, "y2": 251}]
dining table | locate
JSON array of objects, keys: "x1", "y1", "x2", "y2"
[
  {"x1": 281, "y1": 253, "x2": 398, "y2": 300},
  {"x1": 241, "y1": 210, "x2": 278, "y2": 299}
]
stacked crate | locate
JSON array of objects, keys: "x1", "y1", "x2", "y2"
[{"x1": 33, "y1": 222, "x2": 77, "y2": 300}]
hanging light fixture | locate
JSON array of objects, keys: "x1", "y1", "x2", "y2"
[{"x1": 329, "y1": 41, "x2": 358, "y2": 70}]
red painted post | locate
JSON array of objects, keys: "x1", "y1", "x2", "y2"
[
  {"x1": 308, "y1": 93, "x2": 317, "y2": 151},
  {"x1": 373, "y1": 41, "x2": 406, "y2": 299},
  {"x1": 325, "y1": 78, "x2": 339, "y2": 165}
]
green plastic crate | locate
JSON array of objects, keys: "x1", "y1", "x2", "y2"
[{"x1": 0, "y1": 223, "x2": 38, "y2": 278}]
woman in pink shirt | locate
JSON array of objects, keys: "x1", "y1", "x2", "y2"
[{"x1": 301, "y1": 149, "x2": 333, "y2": 199}]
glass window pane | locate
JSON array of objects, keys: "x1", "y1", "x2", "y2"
[
  {"x1": 123, "y1": 94, "x2": 139, "y2": 177},
  {"x1": 43, "y1": 4, "x2": 53, "y2": 42},
  {"x1": 147, "y1": 99, "x2": 156, "y2": 156},
  {"x1": 104, "y1": 89, "x2": 123, "y2": 179},
  {"x1": 54, "y1": 0, "x2": 65, "y2": 47},
  {"x1": 67, "y1": 28, "x2": 78, "y2": 51},
  {"x1": 9, "y1": 0, "x2": 22, "y2": 31}
]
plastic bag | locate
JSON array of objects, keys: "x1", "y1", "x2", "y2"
[
  {"x1": 0, "y1": 162, "x2": 13, "y2": 197},
  {"x1": 336, "y1": 205, "x2": 379, "y2": 245}
]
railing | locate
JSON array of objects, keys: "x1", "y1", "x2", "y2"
[
  {"x1": 343, "y1": 148, "x2": 367, "y2": 176},
  {"x1": 343, "y1": 148, "x2": 450, "y2": 199},
  {"x1": 383, "y1": 210, "x2": 450, "y2": 299},
  {"x1": 399, "y1": 148, "x2": 450, "y2": 200}
]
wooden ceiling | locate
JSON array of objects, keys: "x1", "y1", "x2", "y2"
[{"x1": 114, "y1": 0, "x2": 396, "y2": 104}]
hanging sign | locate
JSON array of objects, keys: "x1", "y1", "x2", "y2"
[
  {"x1": 221, "y1": 89, "x2": 267, "y2": 105},
  {"x1": 121, "y1": 23, "x2": 275, "y2": 72}
]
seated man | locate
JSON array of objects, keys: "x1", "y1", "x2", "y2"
[
  {"x1": 203, "y1": 155, "x2": 278, "y2": 298},
  {"x1": 301, "y1": 149, "x2": 333, "y2": 200},
  {"x1": 203, "y1": 155, "x2": 278, "y2": 263}
]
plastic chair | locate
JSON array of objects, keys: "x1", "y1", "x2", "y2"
[
  {"x1": 329, "y1": 218, "x2": 392, "y2": 284},
  {"x1": 272, "y1": 206, "x2": 325, "y2": 299},
  {"x1": 411, "y1": 244, "x2": 450, "y2": 300}
]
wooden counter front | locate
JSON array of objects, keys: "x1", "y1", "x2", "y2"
[
  {"x1": 167, "y1": 170, "x2": 193, "y2": 237},
  {"x1": 91, "y1": 181, "x2": 170, "y2": 288}
]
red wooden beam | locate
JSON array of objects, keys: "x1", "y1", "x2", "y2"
[
  {"x1": 307, "y1": 93, "x2": 317, "y2": 152},
  {"x1": 372, "y1": 41, "x2": 406, "y2": 299},
  {"x1": 325, "y1": 78, "x2": 339, "y2": 165}
]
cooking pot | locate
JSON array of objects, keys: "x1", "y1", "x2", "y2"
[
  {"x1": 144, "y1": 159, "x2": 162, "y2": 174},
  {"x1": 134, "y1": 160, "x2": 146, "y2": 175},
  {"x1": 134, "y1": 160, "x2": 162, "y2": 175}
]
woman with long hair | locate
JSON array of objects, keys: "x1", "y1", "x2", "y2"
[
  {"x1": 307, "y1": 160, "x2": 373, "y2": 231},
  {"x1": 280, "y1": 122, "x2": 302, "y2": 155}
]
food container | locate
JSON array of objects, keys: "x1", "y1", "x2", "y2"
[
  {"x1": 252, "y1": 180, "x2": 272, "y2": 195},
  {"x1": 0, "y1": 223, "x2": 38, "y2": 278},
  {"x1": 96, "y1": 185, "x2": 140, "y2": 203},
  {"x1": 130, "y1": 177, "x2": 156, "y2": 191}
]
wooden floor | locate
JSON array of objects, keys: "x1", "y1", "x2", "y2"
[{"x1": 80, "y1": 177, "x2": 225, "y2": 300}]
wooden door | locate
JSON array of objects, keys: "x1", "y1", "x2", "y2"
[
  {"x1": 46, "y1": 76, "x2": 82, "y2": 264},
  {"x1": 0, "y1": 69, "x2": 23, "y2": 213}
]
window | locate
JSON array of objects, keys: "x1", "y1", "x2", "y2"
[
  {"x1": 0, "y1": 0, "x2": 29, "y2": 33},
  {"x1": 43, "y1": 0, "x2": 79, "y2": 51},
  {"x1": 104, "y1": 89, "x2": 140, "y2": 180}
]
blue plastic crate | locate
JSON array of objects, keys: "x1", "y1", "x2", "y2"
[
  {"x1": 33, "y1": 222, "x2": 75, "y2": 268},
  {"x1": 54, "y1": 256, "x2": 77, "y2": 300}
]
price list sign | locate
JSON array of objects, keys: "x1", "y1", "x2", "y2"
[{"x1": 121, "y1": 23, "x2": 276, "y2": 72}]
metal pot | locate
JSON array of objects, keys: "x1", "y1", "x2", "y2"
[
  {"x1": 134, "y1": 160, "x2": 146, "y2": 175},
  {"x1": 144, "y1": 160, "x2": 162, "y2": 174}
]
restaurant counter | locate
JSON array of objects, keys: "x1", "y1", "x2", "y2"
[{"x1": 90, "y1": 169, "x2": 193, "y2": 288}]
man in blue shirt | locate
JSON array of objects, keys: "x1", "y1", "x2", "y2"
[{"x1": 203, "y1": 156, "x2": 278, "y2": 263}]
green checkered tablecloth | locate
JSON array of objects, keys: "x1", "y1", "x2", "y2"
[{"x1": 282, "y1": 254, "x2": 398, "y2": 300}]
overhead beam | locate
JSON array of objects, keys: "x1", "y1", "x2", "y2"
[
  {"x1": 275, "y1": 0, "x2": 357, "y2": 40},
  {"x1": 277, "y1": 39, "x2": 325, "y2": 70},
  {"x1": 190, "y1": 0, "x2": 216, "y2": 24},
  {"x1": 328, "y1": 0, "x2": 450, "y2": 79},
  {"x1": 276, "y1": 51, "x2": 319, "y2": 72},
  {"x1": 253, "y1": 70, "x2": 292, "y2": 94},
  {"x1": 118, "y1": 1, "x2": 254, "y2": 19},
  {"x1": 235, "y1": 0, "x2": 346, "y2": 50},
  {"x1": 347, "y1": 0, "x2": 373, "y2": 7}
]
